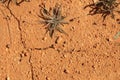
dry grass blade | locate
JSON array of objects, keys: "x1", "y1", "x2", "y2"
[{"x1": 0, "y1": 0, "x2": 30, "y2": 6}]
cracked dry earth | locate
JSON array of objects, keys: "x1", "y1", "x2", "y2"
[{"x1": 0, "y1": 0, "x2": 120, "y2": 80}]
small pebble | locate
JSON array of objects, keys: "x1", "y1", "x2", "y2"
[
  {"x1": 6, "y1": 76, "x2": 10, "y2": 80},
  {"x1": 46, "y1": 77, "x2": 50, "y2": 80},
  {"x1": 42, "y1": 37, "x2": 47, "y2": 41}
]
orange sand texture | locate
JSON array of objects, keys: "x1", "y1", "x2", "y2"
[{"x1": 0, "y1": 0, "x2": 120, "y2": 80}]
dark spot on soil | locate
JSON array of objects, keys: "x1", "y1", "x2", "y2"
[
  {"x1": 6, "y1": 44, "x2": 10, "y2": 49},
  {"x1": 87, "y1": 61, "x2": 89, "y2": 63},
  {"x1": 63, "y1": 69, "x2": 69, "y2": 74},
  {"x1": 78, "y1": 20, "x2": 80, "y2": 23},
  {"x1": 93, "y1": 44, "x2": 97, "y2": 48},
  {"x1": 81, "y1": 63, "x2": 84, "y2": 66},
  {"x1": 75, "y1": 70, "x2": 80, "y2": 74},
  {"x1": 1, "y1": 67, "x2": 3, "y2": 70},
  {"x1": 106, "y1": 38, "x2": 110, "y2": 42},
  {"x1": 116, "y1": 18, "x2": 120, "y2": 24},
  {"x1": 92, "y1": 22, "x2": 97, "y2": 25},
  {"x1": 49, "y1": 44, "x2": 55, "y2": 49},
  {"x1": 62, "y1": 41, "x2": 66, "y2": 47},
  {"x1": 46, "y1": 77, "x2": 50, "y2": 80},
  {"x1": 28, "y1": 11, "x2": 32, "y2": 14},
  {"x1": 22, "y1": 20, "x2": 25, "y2": 23},
  {"x1": 92, "y1": 65, "x2": 95, "y2": 69},
  {"x1": 55, "y1": 37, "x2": 59, "y2": 44},
  {"x1": 102, "y1": 23, "x2": 106, "y2": 26},
  {"x1": 116, "y1": 19, "x2": 119, "y2": 21},
  {"x1": 69, "y1": 18, "x2": 74, "y2": 22}
]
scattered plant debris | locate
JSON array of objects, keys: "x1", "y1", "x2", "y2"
[
  {"x1": 84, "y1": 0, "x2": 120, "y2": 21},
  {"x1": 38, "y1": 4, "x2": 68, "y2": 38},
  {"x1": 0, "y1": 0, "x2": 30, "y2": 6}
]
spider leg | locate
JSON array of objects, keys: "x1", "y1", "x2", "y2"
[
  {"x1": 115, "y1": 10, "x2": 120, "y2": 13},
  {"x1": 24, "y1": 0, "x2": 30, "y2": 2},
  {"x1": 40, "y1": 7, "x2": 53, "y2": 20},
  {"x1": 59, "y1": 19, "x2": 68, "y2": 24},
  {"x1": 49, "y1": 30, "x2": 54, "y2": 38},
  {"x1": 102, "y1": 12, "x2": 108, "y2": 21},
  {"x1": 60, "y1": 21, "x2": 69, "y2": 24},
  {"x1": 6, "y1": 0, "x2": 11, "y2": 7},
  {"x1": 43, "y1": 23, "x2": 51, "y2": 36},
  {"x1": 53, "y1": 5, "x2": 61, "y2": 18},
  {"x1": 56, "y1": 25, "x2": 68, "y2": 36},
  {"x1": 13, "y1": 0, "x2": 17, "y2": 4},
  {"x1": 40, "y1": 4, "x2": 50, "y2": 15},
  {"x1": 111, "y1": 11, "x2": 115, "y2": 19},
  {"x1": 88, "y1": 8, "x2": 98, "y2": 15},
  {"x1": 84, "y1": 3, "x2": 94, "y2": 9},
  {"x1": 16, "y1": 0, "x2": 24, "y2": 5},
  {"x1": 49, "y1": 27, "x2": 54, "y2": 38}
]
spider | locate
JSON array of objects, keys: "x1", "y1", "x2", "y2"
[
  {"x1": 84, "y1": 0, "x2": 120, "y2": 21},
  {"x1": 38, "y1": 4, "x2": 68, "y2": 38},
  {"x1": 0, "y1": 0, "x2": 30, "y2": 6}
]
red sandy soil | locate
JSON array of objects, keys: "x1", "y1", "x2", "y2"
[{"x1": 0, "y1": 0, "x2": 120, "y2": 80}]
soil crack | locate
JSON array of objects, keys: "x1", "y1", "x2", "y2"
[
  {"x1": 28, "y1": 50, "x2": 34, "y2": 80},
  {"x1": 0, "y1": 7, "x2": 12, "y2": 46},
  {"x1": 4, "y1": 6, "x2": 34, "y2": 80},
  {"x1": 6, "y1": 7, "x2": 27, "y2": 48}
]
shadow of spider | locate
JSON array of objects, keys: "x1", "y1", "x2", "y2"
[
  {"x1": 84, "y1": 0, "x2": 120, "y2": 21},
  {"x1": 0, "y1": 0, "x2": 30, "y2": 6},
  {"x1": 38, "y1": 4, "x2": 68, "y2": 38}
]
